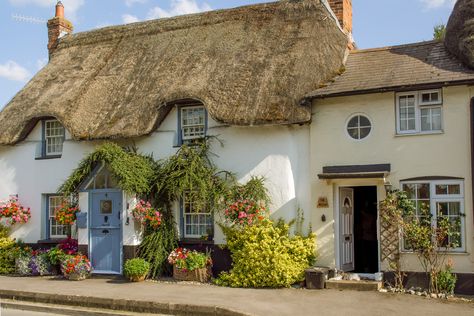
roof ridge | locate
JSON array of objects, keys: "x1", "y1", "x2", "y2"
[{"x1": 351, "y1": 40, "x2": 441, "y2": 54}]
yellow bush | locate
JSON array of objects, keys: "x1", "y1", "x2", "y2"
[{"x1": 216, "y1": 220, "x2": 316, "y2": 288}]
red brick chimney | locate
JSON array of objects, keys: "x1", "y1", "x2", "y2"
[
  {"x1": 47, "y1": 1, "x2": 73, "y2": 59},
  {"x1": 327, "y1": 0, "x2": 354, "y2": 48},
  {"x1": 327, "y1": 0, "x2": 352, "y2": 33}
]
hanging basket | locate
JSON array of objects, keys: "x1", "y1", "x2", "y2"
[{"x1": 173, "y1": 265, "x2": 210, "y2": 283}]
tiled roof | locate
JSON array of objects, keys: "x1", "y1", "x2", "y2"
[{"x1": 308, "y1": 40, "x2": 474, "y2": 98}]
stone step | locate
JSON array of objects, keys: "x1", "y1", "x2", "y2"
[{"x1": 325, "y1": 280, "x2": 382, "y2": 291}]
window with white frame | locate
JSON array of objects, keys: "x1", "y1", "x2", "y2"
[
  {"x1": 44, "y1": 120, "x2": 65, "y2": 156},
  {"x1": 48, "y1": 195, "x2": 70, "y2": 238},
  {"x1": 396, "y1": 90, "x2": 443, "y2": 134},
  {"x1": 182, "y1": 192, "x2": 213, "y2": 239},
  {"x1": 180, "y1": 106, "x2": 206, "y2": 144},
  {"x1": 401, "y1": 180, "x2": 465, "y2": 251}
]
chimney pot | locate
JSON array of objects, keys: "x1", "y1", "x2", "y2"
[
  {"x1": 55, "y1": 1, "x2": 64, "y2": 18},
  {"x1": 47, "y1": 1, "x2": 73, "y2": 59}
]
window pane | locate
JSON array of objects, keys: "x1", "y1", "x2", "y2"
[
  {"x1": 347, "y1": 115, "x2": 371, "y2": 140},
  {"x1": 436, "y1": 185, "x2": 448, "y2": 195},
  {"x1": 417, "y1": 184, "x2": 430, "y2": 199},
  {"x1": 359, "y1": 116, "x2": 370, "y2": 127},
  {"x1": 359, "y1": 127, "x2": 371, "y2": 139},
  {"x1": 403, "y1": 184, "x2": 416, "y2": 199},
  {"x1": 348, "y1": 117, "x2": 358, "y2": 128},
  {"x1": 448, "y1": 185, "x2": 460, "y2": 195}
]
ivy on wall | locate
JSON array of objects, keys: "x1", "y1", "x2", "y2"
[{"x1": 58, "y1": 142, "x2": 156, "y2": 196}]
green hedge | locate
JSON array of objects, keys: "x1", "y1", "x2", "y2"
[{"x1": 216, "y1": 220, "x2": 316, "y2": 288}]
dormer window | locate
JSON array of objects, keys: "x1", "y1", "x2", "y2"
[
  {"x1": 43, "y1": 119, "x2": 65, "y2": 157},
  {"x1": 178, "y1": 104, "x2": 207, "y2": 145}
]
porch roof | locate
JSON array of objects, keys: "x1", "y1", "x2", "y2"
[{"x1": 318, "y1": 164, "x2": 390, "y2": 180}]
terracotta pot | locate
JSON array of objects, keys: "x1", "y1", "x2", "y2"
[
  {"x1": 129, "y1": 274, "x2": 146, "y2": 282},
  {"x1": 173, "y1": 265, "x2": 210, "y2": 283}
]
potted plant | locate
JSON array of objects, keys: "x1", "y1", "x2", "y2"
[
  {"x1": 124, "y1": 258, "x2": 150, "y2": 282},
  {"x1": 168, "y1": 248, "x2": 212, "y2": 282},
  {"x1": 61, "y1": 254, "x2": 91, "y2": 281}
]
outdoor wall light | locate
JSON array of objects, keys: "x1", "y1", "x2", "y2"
[
  {"x1": 321, "y1": 214, "x2": 326, "y2": 222},
  {"x1": 384, "y1": 181, "x2": 393, "y2": 193}
]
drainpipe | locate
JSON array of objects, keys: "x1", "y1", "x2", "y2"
[{"x1": 471, "y1": 97, "x2": 474, "y2": 225}]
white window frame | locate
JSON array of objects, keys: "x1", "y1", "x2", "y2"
[
  {"x1": 180, "y1": 106, "x2": 206, "y2": 143},
  {"x1": 44, "y1": 120, "x2": 65, "y2": 156},
  {"x1": 182, "y1": 193, "x2": 212, "y2": 239},
  {"x1": 400, "y1": 180, "x2": 465, "y2": 252},
  {"x1": 48, "y1": 195, "x2": 69, "y2": 239},
  {"x1": 345, "y1": 113, "x2": 372, "y2": 141},
  {"x1": 396, "y1": 89, "x2": 443, "y2": 135}
]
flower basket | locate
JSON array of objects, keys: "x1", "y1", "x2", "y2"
[
  {"x1": 67, "y1": 272, "x2": 87, "y2": 281},
  {"x1": 173, "y1": 265, "x2": 210, "y2": 283}
]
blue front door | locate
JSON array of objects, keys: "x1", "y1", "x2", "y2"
[{"x1": 90, "y1": 191, "x2": 122, "y2": 274}]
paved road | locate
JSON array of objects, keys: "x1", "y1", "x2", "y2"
[
  {"x1": 0, "y1": 276, "x2": 473, "y2": 316},
  {"x1": 1, "y1": 309, "x2": 60, "y2": 316}
]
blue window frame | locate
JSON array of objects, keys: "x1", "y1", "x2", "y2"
[
  {"x1": 177, "y1": 105, "x2": 208, "y2": 146},
  {"x1": 44, "y1": 194, "x2": 70, "y2": 239},
  {"x1": 38, "y1": 119, "x2": 65, "y2": 159}
]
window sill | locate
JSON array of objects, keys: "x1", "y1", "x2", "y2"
[
  {"x1": 37, "y1": 238, "x2": 66, "y2": 245},
  {"x1": 179, "y1": 238, "x2": 214, "y2": 245},
  {"x1": 35, "y1": 155, "x2": 62, "y2": 160},
  {"x1": 394, "y1": 131, "x2": 444, "y2": 137}
]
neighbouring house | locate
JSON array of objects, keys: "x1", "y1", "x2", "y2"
[{"x1": 0, "y1": 0, "x2": 473, "y2": 293}]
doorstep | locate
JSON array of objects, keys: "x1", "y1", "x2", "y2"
[{"x1": 325, "y1": 279, "x2": 382, "y2": 291}]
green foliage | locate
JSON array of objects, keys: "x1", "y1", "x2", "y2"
[
  {"x1": 155, "y1": 141, "x2": 232, "y2": 212},
  {"x1": 437, "y1": 263, "x2": 457, "y2": 295},
  {"x1": 138, "y1": 219, "x2": 178, "y2": 279},
  {"x1": 124, "y1": 258, "x2": 150, "y2": 278},
  {"x1": 47, "y1": 247, "x2": 66, "y2": 266},
  {"x1": 433, "y1": 24, "x2": 446, "y2": 40},
  {"x1": 0, "y1": 224, "x2": 10, "y2": 238},
  {"x1": 227, "y1": 176, "x2": 270, "y2": 207},
  {"x1": 0, "y1": 234, "x2": 16, "y2": 274},
  {"x1": 216, "y1": 220, "x2": 316, "y2": 288},
  {"x1": 380, "y1": 190, "x2": 461, "y2": 294},
  {"x1": 59, "y1": 142, "x2": 156, "y2": 196}
]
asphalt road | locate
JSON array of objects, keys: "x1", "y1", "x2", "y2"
[{"x1": 1, "y1": 309, "x2": 61, "y2": 316}]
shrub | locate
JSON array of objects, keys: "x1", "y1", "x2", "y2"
[
  {"x1": 58, "y1": 237, "x2": 78, "y2": 255},
  {"x1": 47, "y1": 247, "x2": 66, "y2": 266},
  {"x1": 0, "y1": 234, "x2": 16, "y2": 274},
  {"x1": 124, "y1": 258, "x2": 150, "y2": 278},
  {"x1": 437, "y1": 260, "x2": 457, "y2": 295},
  {"x1": 216, "y1": 220, "x2": 316, "y2": 288}
]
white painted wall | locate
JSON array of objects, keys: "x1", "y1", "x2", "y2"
[
  {"x1": 311, "y1": 86, "x2": 474, "y2": 273},
  {"x1": 0, "y1": 107, "x2": 312, "y2": 248}
]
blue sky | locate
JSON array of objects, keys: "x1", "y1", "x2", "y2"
[{"x1": 0, "y1": 0, "x2": 456, "y2": 109}]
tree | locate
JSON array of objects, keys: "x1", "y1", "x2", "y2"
[{"x1": 433, "y1": 24, "x2": 446, "y2": 40}]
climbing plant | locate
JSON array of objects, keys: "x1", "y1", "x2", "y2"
[{"x1": 58, "y1": 142, "x2": 157, "y2": 196}]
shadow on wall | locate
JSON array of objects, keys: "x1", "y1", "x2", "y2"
[{"x1": 314, "y1": 221, "x2": 336, "y2": 268}]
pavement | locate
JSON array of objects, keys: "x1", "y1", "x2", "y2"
[{"x1": 0, "y1": 276, "x2": 473, "y2": 316}]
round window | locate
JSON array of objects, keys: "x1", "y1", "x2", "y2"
[{"x1": 347, "y1": 115, "x2": 372, "y2": 140}]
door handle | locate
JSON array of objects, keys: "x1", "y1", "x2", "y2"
[{"x1": 345, "y1": 236, "x2": 351, "y2": 241}]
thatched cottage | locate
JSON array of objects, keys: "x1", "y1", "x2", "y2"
[{"x1": 0, "y1": 0, "x2": 473, "y2": 293}]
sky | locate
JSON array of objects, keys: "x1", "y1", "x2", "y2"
[{"x1": 0, "y1": 0, "x2": 457, "y2": 109}]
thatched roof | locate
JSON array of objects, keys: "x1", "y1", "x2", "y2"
[
  {"x1": 445, "y1": 0, "x2": 474, "y2": 69},
  {"x1": 0, "y1": 0, "x2": 348, "y2": 145},
  {"x1": 307, "y1": 41, "x2": 474, "y2": 99}
]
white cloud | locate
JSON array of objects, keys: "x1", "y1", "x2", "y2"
[
  {"x1": 8, "y1": 0, "x2": 85, "y2": 20},
  {"x1": 147, "y1": 0, "x2": 211, "y2": 19},
  {"x1": 0, "y1": 61, "x2": 31, "y2": 82},
  {"x1": 125, "y1": 0, "x2": 147, "y2": 7},
  {"x1": 122, "y1": 14, "x2": 140, "y2": 24},
  {"x1": 419, "y1": 0, "x2": 456, "y2": 9},
  {"x1": 36, "y1": 58, "x2": 48, "y2": 70}
]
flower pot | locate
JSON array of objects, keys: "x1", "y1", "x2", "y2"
[
  {"x1": 67, "y1": 273, "x2": 87, "y2": 281},
  {"x1": 129, "y1": 274, "x2": 146, "y2": 282},
  {"x1": 173, "y1": 265, "x2": 210, "y2": 283}
]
